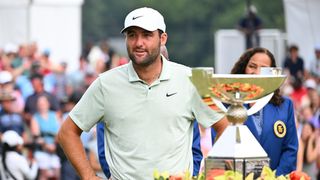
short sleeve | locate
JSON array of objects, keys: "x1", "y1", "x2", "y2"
[{"x1": 69, "y1": 78, "x2": 105, "y2": 132}]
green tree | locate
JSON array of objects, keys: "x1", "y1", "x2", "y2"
[{"x1": 82, "y1": 0, "x2": 284, "y2": 67}]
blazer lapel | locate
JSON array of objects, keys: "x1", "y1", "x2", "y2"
[{"x1": 259, "y1": 103, "x2": 276, "y2": 145}]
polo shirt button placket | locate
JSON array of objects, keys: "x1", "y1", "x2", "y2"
[{"x1": 146, "y1": 86, "x2": 152, "y2": 97}]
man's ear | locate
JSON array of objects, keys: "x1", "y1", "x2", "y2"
[{"x1": 160, "y1": 33, "x2": 168, "y2": 46}]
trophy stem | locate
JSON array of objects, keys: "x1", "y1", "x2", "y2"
[{"x1": 236, "y1": 126, "x2": 241, "y2": 143}]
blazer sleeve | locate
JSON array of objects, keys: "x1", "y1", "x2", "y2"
[
  {"x1": 96, "y1": 122, "x2": 111, "y2": 178},
  {"x1": 192, "y1": 121, "x2": 203, "y2": 176},
  {"x1": 275, "y1": 98, "x2": 298, "y2": 176}
]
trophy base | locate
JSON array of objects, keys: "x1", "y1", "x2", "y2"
[{"x1": 205, "y1": 157, "x2": 269, "y2": 179}]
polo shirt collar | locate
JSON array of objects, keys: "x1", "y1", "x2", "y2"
[
  {"x1": 159, "y1": 55, "x2": 170, "y2": 81},
  {"x1": 128, "y1": 61, "x2": 140, "y2": 82},
  {"x1": 128, "y1": 55, "x2": 171, "y2": 83}
]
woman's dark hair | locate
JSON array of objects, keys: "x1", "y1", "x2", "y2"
[{"x1": 230, "y1": 47, "x2": 284, "y2": 106}]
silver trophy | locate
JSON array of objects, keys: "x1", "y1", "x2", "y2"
[{"x1": 190, "y1": 67, "x2": 286, "y2": 178}]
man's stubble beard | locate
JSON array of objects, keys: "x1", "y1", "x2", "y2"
[{"x1": 128, "y1": 45, "x2": 161, "y2": 67}]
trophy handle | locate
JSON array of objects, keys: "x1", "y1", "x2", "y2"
[{"x1": 246, "y1": 92, "x2": 274, "y2": 116}]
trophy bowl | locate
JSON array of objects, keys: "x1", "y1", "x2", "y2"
[
  {"x1": 190, "y1": 69, "x2": 286, "y2": 103},
  {"x1": 210, "y1": 74, "x2": 286, "y2": 103},
  {"x1": 190, "y1": 69, "x2": 286, "y2": 124},
  {"x1": 190, "y1": 68, "x2": 287, "y2": 179}
]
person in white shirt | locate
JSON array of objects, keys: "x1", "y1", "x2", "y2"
[{"x1": 0, "y1": 130, "x2": 38, "y2": 180}]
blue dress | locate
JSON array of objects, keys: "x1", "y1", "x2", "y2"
[{"x1": 33, "y1": 111, "x2": 60, "y2": 144}]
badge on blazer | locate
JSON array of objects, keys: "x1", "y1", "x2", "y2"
[{"x1": 274, "y1": 120, "x2": 286, "y2": 138}]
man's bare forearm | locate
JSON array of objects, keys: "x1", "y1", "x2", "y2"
[
  {"x1": 57, "y1": 117, "x2": 99, "y2": 180},
  {"x1": 212, "y1": 116, "x2": 229, "y2": 140}
]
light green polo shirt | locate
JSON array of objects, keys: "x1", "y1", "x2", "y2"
[{"x1": 70, "y1": 57, "x2": 224, "y2": 180}]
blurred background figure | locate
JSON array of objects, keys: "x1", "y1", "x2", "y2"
[
  {"x1": 309, "y1": 44, "x2": 320, "y2": 83},
  {"x1": 30, "y1": 95, "x2": 61, "y2": 180},
  {"x1": 52, "y1": 61, "x2": 69, "y2": 104},
  {"x1": 289, "y1": 78, "x2": 309, "y2": 111},
  {"x1": 66, "y1": 54, "x2": 94, "y2": 96},
  {"x1": 304, "y1": 79, "x2": 319, "y2": 127},
  {"x1": 0, "y1": 70, "x2": 24, "y2": 113},
  {"x1": 237, "y1": 5, "x2": 262, "y2": 49},
  {"x1": 0, "y1": 130, "x2": 38, "y2": 180},
  {"x1": 58, "y1": 91, "x2": 84, "y2": 180},
  {"x1": 297, "y1": 121, "x2": 318, "y2": 180},
  {"x1": 283, "y1": 44, "x2": 305, "y2": 81},
  {"x1": 1, "y1": 43, "x2": 18, "y2": 73},
  {"x1": 87, "y1": 40, "x2": 119, "y2": 74},
  {"x1": 0, "y1": 91, "x2": 28, "y2": 146},
  {"x1": 24, "y1": 73, "x2": 60, "y2": 125}
]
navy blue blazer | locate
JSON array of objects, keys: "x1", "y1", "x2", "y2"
[{"x1": 212, "y1": 97, "x2": 298, "y2": 176}]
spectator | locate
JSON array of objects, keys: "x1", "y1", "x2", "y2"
[
  {"x1": 11, "y1": 43, "x2": 33, "y2": 78},
  {"x1": 23, "y1": 73, "x2": 60, "y2": 125},
  {"x1": 304, "y1": 79, "x2": 319, "y2": 120},
  {"x1": 309, "y1": 44, "x2": 320, "y2": 81},
  {"x1": 237, "y1": 5, "x2": 262, "y2": 49},
  {"x1": 99, "y1": 40, "x2": 120, "y2": 72},
  {"x1": 58, "y1": 91, "x2": 84, "y2": 180},
  {"x1": 52, "y1": 61, "x2": 69, "y2": 103},
  {"x1": 290, "y1": 77, "x2": 309, "y2": 110},
  {"x1": 0, "y1": 71, "x2": 25, "y2": 113},
  {"x1": 0, "y1": 130, "x2": 38, "y2": 180},
  {"x1": 0, "y1": 91, "x2": 27, "y2": 143},
  {"x1": 297, "y1": 121, "x2": 318, "y2": 179},
  {"x1": 38, "y1": 49, "x2": 52, "y2": 75},
  {"x1": 283, "y1": 44, "x2": 305, "y2": 80},
  {"x1": 1, "y1": 43, "x2": 18, "y2": 73},
  {"x1": 30, "y1": 95, "x2": 61, "y2": 180},
  {"x1": 67, "y1": 55, "x2": 94, "y2": 95}
]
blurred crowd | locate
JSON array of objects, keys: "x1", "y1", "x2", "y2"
[
  {"x1": 0, "y1": 40, "x2": 319, "y2": 179},
  {"x1": 0, "y1": 40, "x2": 127, "y2": 179},
  {"x1": 280, "y1": 44, "x2": 320, "y2": 179}
]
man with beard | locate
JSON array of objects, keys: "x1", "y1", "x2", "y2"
[{"x1": 58, "y1": 7, "x2": 228, "y2": 180}]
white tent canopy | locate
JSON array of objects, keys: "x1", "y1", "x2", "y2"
[
  {"x1": 0, "y1": 0, "x2": 84, "y2": 72},
  {"x1": 214, "y1": 0, "x2": 320, "y2": 73},
  {"x1": 283, "y1": 0, "x2": 320, "y2": 69}
]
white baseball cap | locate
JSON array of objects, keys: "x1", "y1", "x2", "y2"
[
  {"x1": 305, "y1": 79, "x2": 317, "y2": 89},
  {"x1": 3, "y1": 43, "x2": 18, "y2": 54},
  {"x1": 121, "y1": 7, "x2": 166, "y2": 33},
  {"x1": 0, "y1": 71, "x2": 13, "y2": 84},
  {"x1": 1, "y1": 130, "x2": 24, "y2": 147}
]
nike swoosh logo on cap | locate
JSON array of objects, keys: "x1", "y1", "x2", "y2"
[
  {"x1": 132, "y1": 15, "x2": 143, "y2": 20},
  {"x1": 166, "y1": 92, "x2": 177, "y2": 97}
]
